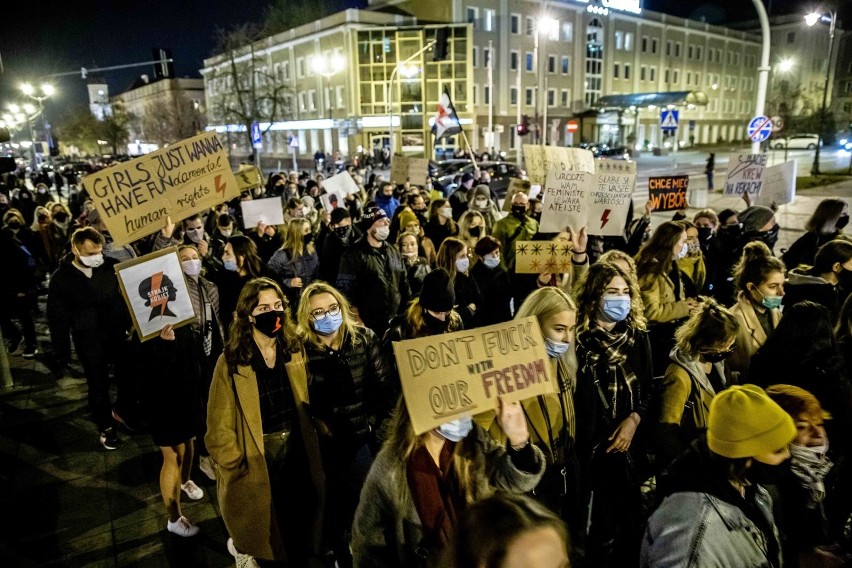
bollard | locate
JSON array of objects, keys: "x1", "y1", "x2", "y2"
[{"x1": 0, "y1": 326, "x2": 13, "y2": 389}]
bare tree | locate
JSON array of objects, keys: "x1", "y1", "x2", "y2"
[
  {"x1": 208, "y1": 23, "x2": 294, "y2": 161},
  {"x1": 142, "y1": 92, "x2": 203, "y2": 147}
]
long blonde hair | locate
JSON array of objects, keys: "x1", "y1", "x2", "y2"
[
  {"x1": 296, "y1": 281, "x2": 363, "y2": 350},
  {"x1": 280, "y1": 218, "x2": 314, "y2": 259},
  {"x1": 514, "y1": 287, "x2": 578, "y2": 390},
  {"x1": 458, "y1": 210, "x2": 486, "y2": 249}
]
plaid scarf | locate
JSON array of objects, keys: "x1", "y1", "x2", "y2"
[{"x1": 577, "y1": 323, "x2": 638, "y2": 422}]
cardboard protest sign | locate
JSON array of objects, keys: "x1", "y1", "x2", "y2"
[
  {"x1": 597, "y1": 160, "x2": 637, "y2": 175},
  {"x1": 587, "y1": 171, "x2": 635, "y2": 236},
  {"x1": 724, "y1": 153, "x2": 768, "y2": 197},
  {"x1": 649, "y1": 175, "x2": 689, "y2": 212},
  {"x1": 82, "y1": 132, "x2": 239, "y2": 246},
  {"x1": 235, "y1": 165, "x2": 263, "y2": 192},
  {"x1": 322, "y1": 171, "x2": 360, "y2": 197},
  {"x1": 114, "y1": 247, "x2": 196, "y2": 342},
  {"x1": 756, "y1": 160, "x2": 797, "y2": 207},
  {"x1": 539, "y1": 170, "x2": 593, "y2": 233},
  {"x1": 392, "y1": 317, "x2": 555, "y2": 435},
  {"x1": 502, "y1": 178, "x2": 532, "y2": 211},
  {"x1": 514, "y1": 241, "x2": 573, "y2": 274},
  {"x1": 523, "y1": 145, "x2": 595, "y2": 185},
  {"x1": 240, "y1": 197, "x2": 285, "y2": 229},
  {"x1": 390, "y1": 155, "x2": 430, "y2": 186}
]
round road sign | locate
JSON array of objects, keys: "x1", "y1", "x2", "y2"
[
  {"x1": 566, "y1": 120, "x2": 579, "y2": 133},
  {"x1": 771, "y1": 115, "x2": 784, "y2": 132},
  {"x1": 747, "y1": 115, "x2": 773, "y2": 143}
]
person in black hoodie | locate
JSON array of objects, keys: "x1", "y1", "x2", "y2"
[
  {"x1": 784, "y1": 239, "x2": 852, "y2": 320},
  {"x1": 318, "y1": 208, "x2": 361, "y2": 285},
  {"x1": 47, "y1": 227, "x2": 136, "y2": 450},
  {"x1": 0, "y1": 226, "x2": 38, "y2": 358}
]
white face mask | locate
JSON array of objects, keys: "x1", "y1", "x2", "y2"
[
  {"x1": 78, "y1": 252, "x2": 104, "y2": 268},
  {"x1": 440, "y1": 207, "x2": 453, "y2": 219},
  {"x1": 181, "y1": 259, "x2": 202, "y2": 277},
  {"x1": 374, "y1": 226, "x2": 390, "y2": 241},
  {"x1": 220, "y1": 229, "x2": 233, "y2": 238},
  {"x1": 676, "y1": 242, "x2": 688, "y2": 260},
  {"x1": 185, "y1": 228, "x2": 204, "y2": 243},
  {"x1": 475, "y1": 198, "x2": 488, "y2": 208}
]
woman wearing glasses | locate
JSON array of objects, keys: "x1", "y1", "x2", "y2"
[{"x1": 296, "y1": 281, "x2": 394, "y2": 568}]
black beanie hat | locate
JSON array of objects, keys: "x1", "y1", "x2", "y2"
[
  {"x1": 360, "y1": 206, "x2": 387, "y2": 231},
  {"x1": 419, "y1": 268, "x2": 455, "y2": 313},
  {"x1": 329, "y1": 207, "x2": 351, "y2": 226}
]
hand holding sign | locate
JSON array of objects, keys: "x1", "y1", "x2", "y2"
[
  {"x1": 497, "y1": 397, "x2": 529, "y2": 447},
  {"x1": 159, "y1": 324, "x2": 176, "y2": 341},
  {"x1": 161, "y1": 216, "x2": 175, "y2": 238}
]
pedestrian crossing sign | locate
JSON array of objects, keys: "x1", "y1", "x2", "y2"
[{"x1": 660, "y1": 109, "x2": 679, "y2": 131}]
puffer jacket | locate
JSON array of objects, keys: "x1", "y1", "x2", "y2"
[
  {"x1": 336, "y1": 237, "x2": 411, "y2": 335},
  {"x1": 304, "y1": 326, "x2": 394, "y2": 450},
  {"x1": 642, "y1": 439, "x2": 783, "y2": 568}
]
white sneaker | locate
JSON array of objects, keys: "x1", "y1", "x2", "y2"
[
  {"x1": 181, "y1": 480, "x2": 204, "y2": 500},
  {"x1": 199, "y1": 455, "x2": 217, "y2": 481},
  {"x1": 167, "y1": 516, "x2": 200, "y2": 537},
  {"x1": 227, "y1": 538, "x2": 261, "y2": 568}
]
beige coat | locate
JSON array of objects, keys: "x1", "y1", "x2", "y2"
[
  {"x1": 728, "y1": 294, "x2": 782, "y2": 377},
  {"x1": 639, "y1": 272, "x2": 690, "y2": 324},
  {"x1": 206, "y1": 350, "x2": 324, "y2": 561}
]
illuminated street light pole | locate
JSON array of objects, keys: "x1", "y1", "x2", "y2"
[
  {"x1": 9, "y1": 103, "x2": 38, "y2": 172},
  {"x1": 21, "y1": 83, "x2": 55, "y2": 164},
  {"x1": 806, "y1": 10, "x2": 837, "y2": 175},
  {"x1": 310, "y1": 54, "x2": 345, "y2": 120},
  {"x1": 751, "y1": 0, "x2": 770, "y2": 155}
]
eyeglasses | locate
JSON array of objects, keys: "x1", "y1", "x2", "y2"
[{"x1": 311, "y1": 304, "x2": 341, "y2": 322}]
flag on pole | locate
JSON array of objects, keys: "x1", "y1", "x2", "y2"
[{"x1": 433, "y1": 86, "x2": 462, "y2": 141}]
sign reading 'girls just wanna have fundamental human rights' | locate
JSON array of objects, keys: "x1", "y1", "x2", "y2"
[{"x1": 82, "y1": 132, "x2": 239, "y2": 246}]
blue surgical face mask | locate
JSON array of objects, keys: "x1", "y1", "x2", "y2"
[
  {"x1": 436, "y1": 417, "x2": 473, "y2": 442},
  {"x1": 223, "y1": 259, "x2": 238, "y2": 272},
  {"x1": 312, "y1": 311, "x2": 344, "y2": 336},
  {"x1": 545, "y1": 337, "x2": 570, "y2": 358},
  {"x1": 483, "y1": 255, "x2": 500, "y2": 269},
  {"x1": 754, "y1": 287, "x2": 783, "y2": 310},
  {"x1": 456, "y1": 257, "x2": 470, "y2": 273},
  {"x1": 599, "y1": 295, "x2": 631, "y2": 323}
]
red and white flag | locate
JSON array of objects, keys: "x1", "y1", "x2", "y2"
[{"x1": 433, "y1": 86, "x2": 462, "y2": 141}]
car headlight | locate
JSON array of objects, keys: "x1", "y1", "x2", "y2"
[
  {"x1": 845, "y1": 142, "x2": 852, "y2": 151},
  {"x1": 841, "y1": 138, "x2": 848, "y2": 146}
]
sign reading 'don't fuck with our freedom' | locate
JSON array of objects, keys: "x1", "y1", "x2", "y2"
[
  {"x1": 82, "y1": 132, "x2": 240, "y2": 246},
  {"x1": 392, "y1": 317, "x2": 555, "y2": 435},
  {"x1": 649, "y1": 175, "x2": 689, "y2": 212}
]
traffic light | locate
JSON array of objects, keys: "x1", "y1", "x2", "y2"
[
  {"x1": 433, "y1": 27, "x2": 450, "y2": 61},
  {"x1": 0, "y1": 128, "x2": 14, "y2": 174},
  {"x1": 516, "y1": 115, "x2": 531, "y2": 136}
]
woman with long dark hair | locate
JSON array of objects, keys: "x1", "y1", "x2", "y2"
[
  {"x1": 214, "y1": 235, "x2": 265, "y2": 333},
  {"x1": 424, "y1": 198, "x2": 458, "y2": 248},
  {"x1": 206, "y1": 278, "x2": 322, "y2": 567},
  {"x1": 783, "y1": 198, "x2": 848, "y2": 270},
  {"x1": 435, "y1": 237, "x2": 483, "y2": 330},
  {"x1": 785, "y1": 239, "x2": 852, "y2": 319}
]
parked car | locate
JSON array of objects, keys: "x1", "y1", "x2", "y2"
[
  {"x1": 435, "y1": 161, "x2": 527, "y2": 198},
  {"x1": 773, "y1": 134, "x2": 821, "y2": 150}
]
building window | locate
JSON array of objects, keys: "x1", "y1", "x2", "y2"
[
  {"x1": 510, "y1": 50, "x2": 519, "y2": 70},
  {"x1": 483, "y1": 9, "x2": 496, "y2": 32},
  {"x1": 640, "y1": 66, "x2": 647, "y2": 81},
  {"x1": 641, "y1": 36, "x2": 648, "y2": 53},
  {"x1": 666, "y1": 40, "x2": 672, "y2": 56},
  {"x1": 525, "y1": 87, "x2": 534, "y2": 106},
  {"x1": 624, "y1": 64, "x2": 631, "y2": 79},
  {"x1": 526, "y1": 52, "x2": 534, "y2": 72},
  {"x1": 308, "y1": 90, "x2": 316, "y2": 111},
  {"x1": 283, "y1": 61, "x2": 290, "y2": 80},
  {"x1": 625, "y1": 32, "x2": 633, "y2": 50},
  {"x1": 615, "y1": 31, "x2": 624, "y2": 50},
  {"x1": 651, "y1": 66, "x2": 656, "y2": 81},
  {"x1": 584, "y1": 18, "x2": 604, "y2": 106},
  {"x1": 510, "y1": 86, "x2": 518, "y2": 105},
  {"x1": 484, "y1": 85, "x2": 491, "y2": 104},
  {"x1": 663, "y1": 69, "x2": 668, "y2": 83},
  {"x1": 561, "y1": 56, "x2": 570, "y2": 74},
  {"x1": 787, "y1": 32, "x2": 795, "y2": 43},
  {"x1": 473, "y1": 85, "x2": 479, "y2": 105},
  {"x1": 694, "y1": 72, "x2": 700, "y2": 85},
  {"x1": 483, "y1": 48, "x2": 492, "y2": 68},
  {"x1": 688, "y1": 45, "x2": 693, "y2": 59},
  {"x1": 561, "y1": 89, "x2": 570, "y2": 107},
  {"x1": 297, "y1": 57, "x2": 305, "y2": 78},
  {"x1": 526, "y1": 17, "x2": 534, "y2": 36},
  {"x1": 562, "y1": 22, "x2": 573, "y2": 42},
  {"x1": 335, "y1": 86, "x2": 344, "y2": 108},
  {"x1": 298, "y1": 92, "x2": 306, "y2": 111},
  {"x1": 548, "y1": 55, "x2": 556, "y2": 74},
  {"x1": 511, "y1": 13, "x2": 520, "y2": 34},
  {"x1": 673, "y1": 70, "x2": 679, "y2": 83},
  {"x1": 472, "y1": 46, "x2": 479, "y2": 68},
  {"x1": 467, "y1": 7, "x2": 479, "y2": 29},
  {"x1": 547, "y1": 88, "x2": 556, "y2": 107},
  {"x1": 696, "y1": 46, "x2": 703, "y2": 59},
  {"x1": 675, "y1": 42, "x2": 681, "y2": 57},
  {"x1": 652, "y1": 38, "x2": 658, "y2": 54},
  {"x1": 614, "y1": 63, "x2": 620, "y2": 78}
]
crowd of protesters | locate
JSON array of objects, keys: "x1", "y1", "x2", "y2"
[{"x1": 3, "y1": 160, "x2": 852, "y2": 568}]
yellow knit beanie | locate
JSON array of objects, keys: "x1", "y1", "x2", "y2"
[{"x1": 707, "y1": 384, "x2": 796, "y2": 459}]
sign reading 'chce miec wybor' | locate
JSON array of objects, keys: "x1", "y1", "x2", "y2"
[
  {"x1": 392, "y1": 317, "x2": 555, "y2": 435},
  {"x1": 82, "y1": 132, "x2": 240, "y2": 246}
]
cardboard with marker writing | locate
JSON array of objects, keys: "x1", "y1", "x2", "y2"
[
  {"x1": 587, "y1": 170, "x2": 635, "y2": 236},
  {"x1": 514, "y1": 241, "x2": 573, "y2": 274},
  {"x1": 539, "y1": 170, "x2": 593, "y2": 233},
  {"x1": 392, "y1": 317, "x2": 555, "y2": 435},
  {"x1": 390, "y1": 155, "x2": 430, "y2": 186},
  {"x1": 755, "y1": 160, "x2": 796, "y2": 207},
  {"x1": 235, "y1": 164, "x2": 263, "y2": 192},
  {"x1": 114, "y1": 247, "x2": 196, "y2": 342},
  {"x1": 723, "y1": 153, "x2": 768, "y2": 197},
  {"x1": 523, "y1": 145, "x2": 595, "y2": 185},
  {"x1": 82, "y1": 132, "x2": 240, "y2": 247},
  {"x1": 240, "y1": 197, "x2": 285, "y2": 229},
  {"x1": 649, "y1": 175, "x2": 690, "y2": 212}
]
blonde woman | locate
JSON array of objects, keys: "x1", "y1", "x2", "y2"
[
  {"x1": 476, "y1": 286, "x2": 582, "y2": 542},
  {"x1": 458, "y1": 210, "x2": 488, "y2": 250},
  {"x1": 296, "y1": 282, "x2": 393, "y2": 568},
  {"x1": 267, "y1": 218, "x2": 319, "y2": 312}
]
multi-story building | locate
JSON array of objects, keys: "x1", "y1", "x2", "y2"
[
  {"x1": 833, "y1": 31, "x2": 852, "y2": 130},
  {"x1": 201, "y1": 9, "x2": 473, "y2": 163}
]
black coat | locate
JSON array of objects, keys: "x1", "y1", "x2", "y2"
[
  {"x1": 453, "y1": 272, "x2": 483, "y2": 329},
  {"x1": 470, "y1": 262, "x2": 513, "y2": 326},
  {"x1": 318, "y1": 225, "x2": 362, "y2": 285},
  {"x1": 782, "y1": 231, "x2": 840, "y2": 272}
]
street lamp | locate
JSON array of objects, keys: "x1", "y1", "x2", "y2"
[
  {"x1": 805, "y1": 10, "x2": 837, "y2": 175},
  {"x1": 20, "y1": 82, "x2": 55, "y2": 169},
  {"x1": 777, "y1": 58, "x2": 795, "y2": 73},
  {"x1": 310, "y1": 54, "x2": 344, "y2": 119}
]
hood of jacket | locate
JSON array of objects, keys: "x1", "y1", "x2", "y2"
[
  {"x1": 787, "y1": 268, "x2": 830, "y2": 287},
  {"x1": 669, "y1": 347, "x2": 718, "y2": 396}
]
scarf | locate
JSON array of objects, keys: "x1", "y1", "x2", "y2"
[
  {"x1": 406, "y1": 442, "x2": 462, "y2": 551},
  {"x1": 789, "y1": 444, "x2": 833, "y2": 507},
  {"x1": 577, "y1": 322, "x2": 638, "y2": 422}
]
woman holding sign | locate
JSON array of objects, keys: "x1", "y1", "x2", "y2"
[
  {"x1": 574, "y1": 261, "x2": 653, "y2": 568},
  {"x1": 206, "y1": 278, "x2": 322, "y2": 567}
]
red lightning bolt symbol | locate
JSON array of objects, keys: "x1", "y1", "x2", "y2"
[
  {"x1": 215, "y1": 174, "x2": 226, "y2": 196},
  {"x1": 600, "y1": 209, "x2": 611, "y2": 229}
]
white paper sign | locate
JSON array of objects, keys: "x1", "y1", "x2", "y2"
[
  {"x1": 724, "y1": 153, "x2": 768, "y2": 197},
  {"x1": 756, "y1": 160, "x2": 797, "y2": 207},
  {"x1": 240, "y1": 197, "x2": 285, "y2": 229},
  {"x1": 539, "y1": 171, "x2": 593, "y2": 233},
  {"x1": 587, "y1": 172, "x2": 635, "y2": 236},
  {"x1": 322, "y1": 171, "x2": 360, "y2": 197}
]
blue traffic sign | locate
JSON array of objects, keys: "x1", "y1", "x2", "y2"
[
  {"x1": 251, "y1": 121, "x2": 262, "y2": 148},
  {"x1": 660, "y1": 109, "x2": 679, "y2": 131},
  {"x1": 747, "y1": 115, "x2": 773, "y2": 143}
]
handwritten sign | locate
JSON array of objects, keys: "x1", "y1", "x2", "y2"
[
  {"x1": 524, "y1": 145, "x2": 595, "y2": 185},
  {"x1": 587, "y1": 171, "x2": 635, "y2": 236},
  {"x1": 390, "y1": 155, "x2": 430, "y2": 186},
  {"x1": 724, "y1": 153, "x2": 768, "y2": 197},
  {"x1": 756, "y1": 160, "x2": 797, "y2": 207},
  {"x1": 322, "y1": 171, "x2": 360, "y2": 197},
  {"x1": 649, "y1": 175, "x2": 689, "y2": 212},
  {"x1": 515, "y1": 241, "x2": 573, "y2": 274},
  {"x1": 114, "y1": 248, "x2": 195, "y2": 342},
  {"x1": 539, "y1": 171, "x2": 593, "y2": 233},
  {"x1": 392, "y1": 317, "x2": 555, "y2": 435},
  {"x1": 502, "y1": 178, "x2": 533, "y2": 211},
  {"x1": 82, "y1": 132, "x2": 239, "y2": 246},
  {"x1": 240, "y1": 197, "x2": 285, "y2": 229},
  {"x1": 597, "y1": 160, "x2": 637, "y2": 175},
  {"x1": 235, "y1": 164, "x2": 263, "y2": 192}
]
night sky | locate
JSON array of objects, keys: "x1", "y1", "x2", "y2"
[{"x1": 0, "y1": 0, "x2": 848, "y2": 121}]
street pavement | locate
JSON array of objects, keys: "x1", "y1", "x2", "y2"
[{"x1": 1, "y1": 161, "x2": 851, "y2": 567}]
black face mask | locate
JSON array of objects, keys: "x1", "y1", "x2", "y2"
[
  {"x1": 697, "y1": 226, "x2": 713, "y2": 242},
  {"x1": 334, "y1": 225, "x2": 351, "y2": 240},
  {"x1": 6, "y1": 220, "x2": 21, "y2": 231},
  {"x1": 423, "y1": 310, "x2": 450, "y2": 333},
  {"x1": 252, "y1": 310, "x2": 285, "y2": 338},
  {"x1": 511, "y1": 205, "x2": 527, "y2": 219},
  {"x1": 701, "y1": 349, "x2": 734, "y2": 364},
  {"x1": 530, "y1": 212, "x2": 542, "y2": 223},
  {"x1": 54, "y1": 212, "x2": 69, "y2": 223},
  {"x1": 303, "y1": 233, "x2": 314, "y2": 246},
  {"x1": 838, "y1": 268, "x2": 852, "y2": 289},
  {"x1": 747, "y1": 224, "x2": 779, "y2": 250},
  {"x1": 836, "y1": 215, "x2": 849, "y2": 231},
  {"x1": 469, "y1": 226, "x2": 481, "y2": 238}
]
